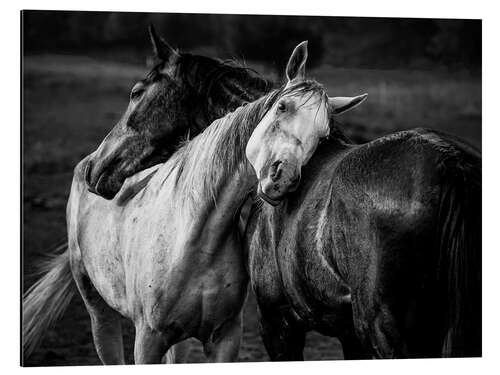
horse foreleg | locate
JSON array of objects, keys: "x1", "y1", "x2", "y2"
[
  {"x1": 71, "y1": 262, "x2": 125, "y2": 365},
  {"x1": 338, "y1": 330, "x2": 371, "y2": 360},
  {"x1": 164, "y1": 339, "x2": 195, "y2": 363},
  {"x1": 203, "y1": 313, "x2": 243, "y2": 362},
  {"x1": 259, "y1": 308, "x2": 306, "y2": 361},
  {"x1": 134, "y1": 323, "x2": 170, "y2": 364}
]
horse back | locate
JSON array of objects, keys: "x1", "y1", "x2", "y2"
[{"x1": 334, "y1": 128, "x2": 479, "y2": 239}]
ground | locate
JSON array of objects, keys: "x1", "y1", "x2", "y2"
[{"x1": 22, "y1": 54, "x2": 481, "y2": 366}]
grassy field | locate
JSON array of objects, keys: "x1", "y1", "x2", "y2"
[{"x1": 22, "y1": 54, "x2": 481, "y2": 365}]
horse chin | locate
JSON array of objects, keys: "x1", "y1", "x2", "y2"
[{"x1": 257, "y1": 184, "x2": 282, "y2": 206}]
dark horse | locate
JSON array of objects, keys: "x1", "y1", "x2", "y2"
[
  {"x1": 84, "y1": 26, "x2": 272, "y2": 200},
  {"x1": 245, "y1": 45, "x2": 481, "y2": 359}
]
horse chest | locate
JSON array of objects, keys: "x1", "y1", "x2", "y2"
[
  {"x1": 251, "y1": 202, "x2": 351, "y2": 330},
  {"x1": 277, "y1": 234, "x2": 350, "y2": 325}
]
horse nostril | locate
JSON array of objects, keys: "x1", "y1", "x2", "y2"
[{"x1": 269, "y1": 160, "x2": 283, "y2": 182}]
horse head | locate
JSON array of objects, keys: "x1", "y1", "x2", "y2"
[
  {"x1": 85, "y1": 25, "x2": 270, "y2": 199},
  {"x1": 246, "y1": 41, "x2": 367, "y2": 205}
]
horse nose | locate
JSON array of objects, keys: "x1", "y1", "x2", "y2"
[{"x1": 269, "y1": 160, "x2": 283, "y2": 182}]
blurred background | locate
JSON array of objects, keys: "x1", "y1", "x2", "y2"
[{"x1": 22, "y1": 10, "x2": 481, "y2": 366}]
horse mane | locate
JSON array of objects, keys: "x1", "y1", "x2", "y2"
[
  {"x1": 143, "y1": 53, "x2": 272, "y2": 108},
  {"x1": 177, "y1": 53, "x2": 274, "y2": 118},
  {"x1": 161, "y1": 80, "x2": 327, "y2": 215}
]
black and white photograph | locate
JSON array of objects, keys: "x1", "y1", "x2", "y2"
[{"x1": 18, "y1": 5, "x2": 486, "y2": 369}]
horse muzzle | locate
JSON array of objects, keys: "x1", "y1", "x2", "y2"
[
  {"x1": 85, "y1": 157, "x2": 124, "y2": 200},
  {"x1": 257, "y1": 159, "x2": 301, "y2": 206}
]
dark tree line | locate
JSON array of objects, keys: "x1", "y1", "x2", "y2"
[{"x1": 22, "y1": 11, "x2": 481, "y2": 71}]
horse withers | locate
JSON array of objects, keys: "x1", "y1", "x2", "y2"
[{"x1": 245, "y1": 45, "x2": 481, "y2": 359}]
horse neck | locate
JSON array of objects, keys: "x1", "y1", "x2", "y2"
[
  {"x1": 185, "y1": 164, "x2": 256, "y2": 254},
  {"x1": 174, "y1": 140, "x2": 257, "y2": 257},
  {"x1": 171, "y1": 97, "x2": 271, "y2": 243}
]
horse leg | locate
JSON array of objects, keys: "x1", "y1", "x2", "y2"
[
  {"x1": 134, "y1": 323, "x2": 170, "y2": 364},
  {"x1": 351, "y1": 289, "x2": 410, "y2": 359},
  {"x1": 337, "y1": 329, "x2": 371, "y2": 360},
  {"x1": 203, "y1": 313, "x2": 243, "y2": 362},
  {"x1": 259, "y1": 308, "x2": 306, "y2": 361},
  {"x1": 71, "y1": 262, "x2": 125, "y2": 364},
  {"x1": 164, "y1": 339, "x2": 194, "y2": 363}
]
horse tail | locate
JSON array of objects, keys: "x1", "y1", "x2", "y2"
[
  {"x1": 23, "y1": 242, "x2": 76, "y2": 358},
  {"x1": 437, "y1": 145, "x2": 481, "y2": 357}
]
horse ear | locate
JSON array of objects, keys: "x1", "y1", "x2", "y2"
[
  {"x1": 329, "y1": 94, "x2": 368, "y2": 115},
  {"x1": 148, "y1": 24, "x2": 179, "y2": 62},
  {"x1": 286, "y1": 41, "x2": 308, "y2": 83}
]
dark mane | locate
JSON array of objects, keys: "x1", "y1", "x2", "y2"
[
  {"x1": 142, "y1": 53, "x2": 272, "y2": 108},
  {"x1": 177, "y1": 54, "x2": 273, "y2": 118},
  {"x1": 180, "y1": 53, "x2": 272, "y2": 92}
]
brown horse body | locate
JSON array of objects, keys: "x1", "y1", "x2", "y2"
[{"x1": 246, "y1": 127, "x2": 481, "y2": 358}]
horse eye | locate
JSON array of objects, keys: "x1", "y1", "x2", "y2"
[
  {"x1": 130, "y1": 88, "x2": 145, "y2": 101},
  {"x1": 277, "y1": 102, "x2": 286, "y2": 112}
]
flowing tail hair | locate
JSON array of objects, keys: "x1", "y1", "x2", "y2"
[
  {"x1": 437, "y1": 143, "x2": 481, "y2": 357},
  {"x1": 22, "y1": 242, "x2": 76, "y2": 359}
]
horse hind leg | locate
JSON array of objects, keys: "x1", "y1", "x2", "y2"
[
  {"x1": 71, "y1": 260, "x2": 125, "y2": 364},
  {"x1": 355, "y1": 301, "x2": 409, "y2": 359}
]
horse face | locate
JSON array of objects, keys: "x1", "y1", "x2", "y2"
[
  {"x1": 246, "y1": 87, "x2": 329, "y2": 205},
  {"x1": 84, "y1": 71, "x2": 191, "y2": 199},
  {"x1": 246, "y1": 42, "x2": 330, "y2": 205},
  {"x1": 246, "y1": 41, "x2": 368, "y2": 206}
]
